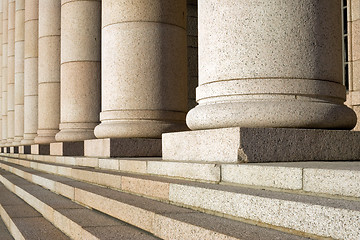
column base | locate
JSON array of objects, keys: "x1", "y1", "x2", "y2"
[
  {"x1": 94, "y1": 121, "x2": 188, "y2": 139},
  {"x1": 186, "y1": 101, "x2": 357, "y2": 130},
  {"x1": 163, "y1": 127, "x2": 360, "y2": 163},
  {"x1": 55, "y1": 128, "x2": 96, "y2": 142},
  {"x1": 84, "y1": 138, "x2": 161, "y2": 158},
  {"x1": 13, "y1": 137, "x2": 23, "y2": 145},
  {"x1": 34, "y1": 129, "x2": 59, "y2": 144},
  {"x1": 50, "y1": 142, "x2": 84, "y2": 156},
  {"x1": 21, "y1": 133, "x2": 37, "y2": 145}
]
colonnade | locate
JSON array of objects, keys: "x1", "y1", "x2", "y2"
[{"x1": 0, "y1": 0, "x2": 356, "y2": 148}]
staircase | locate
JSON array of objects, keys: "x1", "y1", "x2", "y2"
[{"x1": 0, "y1": 152, "x2": 359, "y2": 239}]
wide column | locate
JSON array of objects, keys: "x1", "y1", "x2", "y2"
[
  {"x1": 55, "y1": 0, "x2": 100, "y2": 142},
  {"x1": 21, "y1": 0, "x2": 38, "y2": 145},
  {"x1": 1, "y1": 0, "x2": 7, "y2": 144},
  {"x1": 13, "y1": 0, "x2": 23, "y2": 144},
  {"x1": 186, "y1": 0, "x2": 356, "y2": 130},
  {"x1": 34, "y1": 0, "x2": 60, "y2": 144},
  {"x1": 6, "y1": 0, "x2": 14, "y2": 143},
  {"x1": 0, "y1": 1, "x2": 3, "y2": 145},
  {"x1": 94, "y1": 0, "x2": 187, "y2": 139}
]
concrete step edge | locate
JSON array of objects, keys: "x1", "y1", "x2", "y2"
[{"x1": 0, "y1": 161, "x2": 312, "y2": 240}]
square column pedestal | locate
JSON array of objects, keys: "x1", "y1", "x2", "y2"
[
  {"x1": 84, "y1": 139, "x2": 161, "y2": 158},
  {"x1": 162, "y1": 128, "x2": 360, "y2": 163},
  {"x1": 50, "y1": 142, "x2": 84, "y2": 156}
]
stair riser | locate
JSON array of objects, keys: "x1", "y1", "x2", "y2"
[{"x1": 0, "y1": 160, "x2": 358, "y2": 239}]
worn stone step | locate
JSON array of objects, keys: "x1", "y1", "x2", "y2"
[
  {"x1": 3, "y1": 153, "x2": 360, "y2": 198},
  {"x1": 0, "y1": 207, "x2": 14, "y2": 240},
  {"x1": 0, "y1": 182, "x2": 69, "y2": 240},
  {"x1": 0, "y1": 169, "x2": 160, "y2": 240},
  {"x1": 0, "y1": 161, "x2": 310, "y2": 240}
]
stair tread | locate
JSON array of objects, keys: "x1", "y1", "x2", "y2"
[
  {"x1": 0, "y1": 170, "x2": 160, "y2": 240},
  {"x1": 0, "y1": 213, "x2": 13, "y2": 240},
  {"x1": 2, "y1": 158, "x2": 359, "y2": 212},
  {"x1": 0, "y1": 183, "x2": 70, "y2": 240},
  {"x1": 0, "y1": 160, "x2": 309, "y2": 239}
]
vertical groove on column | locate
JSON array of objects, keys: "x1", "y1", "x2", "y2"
[
  {"x1": 55, "y1": 0, "x2": 101, "y2": 142},
  {"x1": 94, "y1": 0, "x2": 188, "y2": 139},
  {"x1": 1, "y1": 0, "x2": 7, "y2": 144},
  {"x1": 34, "y1": 0, "x2": 60, "y2": 144},
  {"x1": 13, "y1": 0, "x2": 24, "y2": 144},
  {"x1": 21, "y1": 0, "x2": 38, "y2": 145},
  {"x1": 7, "y1": 0, "x2": 14, "y2": 143}
]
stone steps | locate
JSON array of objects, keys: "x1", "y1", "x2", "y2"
[
  {"x1": 0, "y1": 158, "x2": 311, "y2": 240},
  {"x1": 0, "y1": 156, "x2": 359, "y2": 239},
  {"x1": 2, "y1": 153, "x2": 360, "y2": 198},
  {"x1": 0, "y1": 181, "x2": 69, "y2": 240},
  {"x1": 0, "y1": 169, "x2": 160, "y2": 240}
]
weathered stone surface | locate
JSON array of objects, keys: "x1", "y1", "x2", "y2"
[{"x1": 163, "y1": 127, "x2": 360, "y2": 163}]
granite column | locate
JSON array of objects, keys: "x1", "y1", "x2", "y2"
[
  {"x1": 186, "y1": 0, "x2": 356, "y2": 130},
  {"x1": 94, "y1": 0, "x2": 187, "y2": 139},
  {"x1": 34, "y1": 0, "x2": 60, "y2": 144}
]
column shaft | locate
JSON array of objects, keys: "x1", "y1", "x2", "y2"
[
  {"x1": 34, "y1": 0, "x2": 60, "y2": 144},
  {"x1": 13, "y1": 0, "x2": 23, "y2": 144},
  {"x1": 186, "y1": 0, "x2": 356, "y2": 130},
  {"x1": 94, "y1": 0, "x2": 187, "y2": 139},
  {"x1": 1, "y1": 0, "x2": 7, "y2": 144},
  {"x1": 55, "y1": 0, "x2": 101, "y2": 142},
  {"x1": 0, "y1": 1, "x2": 3, "y2": 143},
  {"x1": 21, "y1": 0, "x2": 38, "y2": 144},
  {"x1": 7, "y1": 0, "x2": 14, "y2": 143}
]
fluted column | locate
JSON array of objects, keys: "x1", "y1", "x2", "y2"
[
  {"x1": 186, "y1": 0, "x2": 356, "y2": 130},
  {"x1": 55, "y1": 0, "x2": 100, "y2": 142},
  {"x1": 13, "y1": 0, "x2": 24, "y2": 144},
  {"x1": 34, "y1": 0, "x2": 60, "y2": 144},
  {"x1": 1, "y1": 0, "x2": 7, "y2": 144},
  {"x1": 21, "y1": 0, "x2": 38, "y2": 144},
  {"x1": 94, "y1": 0, "x2": 187, "y2": 139}
]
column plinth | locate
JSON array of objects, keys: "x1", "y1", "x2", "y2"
[
  {"x1": 94, "y1": 0, "x2": 188, "y2": 139},
  {"x1": 186, "y1": 0, "x2": 356, "y2": 130},
  {"x1": 55, "y1": 0, "x2": 100, "y2": 142},
  {"x1": 34, "y1": 0, "x2": 60, "y2": 144},
  {"x1": 13, "y1": 0, "x2": 24, "y2": 144}
]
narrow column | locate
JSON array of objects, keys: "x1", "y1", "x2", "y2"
[
  {"x1": 0, "y1": 1, "x2": 3, "y2": 144},
  {"x1": 7, "y1": 0, "x2": 14, "y2": 143},
  {"x1": 34, "y1": 0, "x2": 60, "y2": 144},
  {"x1": 55, "y1": 0, "x2": 100, "y2": 142},
  {"x1": 1, "y1": 0, "x2": 7, "y2": 144},
  {"x1": 186, "y1": 0, "x2": 356, "y2": 130},
  {"x1": 13, "y1": 0, "x2": 24, "y2": 144},
  {"x1": 94, "y1": 0, "x2": 187, "y2": 139},
  {"x1": 21, "y1": 0, "x2": 38, "y2": 144}
]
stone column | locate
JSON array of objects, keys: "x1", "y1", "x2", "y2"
[
  {"x1": 1, "y1": 0, "x2": 7, "y2": 144},
  {"x1": 0, "y1": 1, "x2": 3, "y2": 143},
  {"x1": 13, "y1": 0, "x2": 23, "y2": 144},
  {"x1": 55, "y1": 0, "x2": 101, "y2": 142},
  {"x1": 186, "y1": 0, "x2": 356, "y2": 130},
  {"x1": 34, "y1": 0, "x2": 60, "y2": 144},
  {"x1": 21, "y1": 0, "x2": 38, "y2": 145},
  {"x1": 94, "y1": 0, "x2": 187, "y2": 139},
  {"x1": 6, "y1": 0, "x2": 14, "y2": 143}
]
